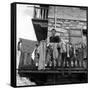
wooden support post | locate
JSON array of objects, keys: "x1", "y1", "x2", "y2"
[
  {"x1": 54, "y1": 6, "x2": 57, "y2": 29},
  {"x1": 24, "y1": 53, "x2": 28, "y2": 65}
]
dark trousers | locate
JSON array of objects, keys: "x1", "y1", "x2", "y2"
[
  {"x1": 61, "y1": 53, "x2": 67, "y2": 67},
  {"x1": 57, "y1": 52, "x2": 67, "y2": 67}
]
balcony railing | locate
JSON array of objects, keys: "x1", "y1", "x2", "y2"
[{"x1": 34, "y1": 6, "x2": 48, "y2": 20}]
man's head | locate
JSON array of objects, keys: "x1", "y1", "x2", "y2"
[{"x1": 51, "y1": 29, "x2": 56, "y2": 36}]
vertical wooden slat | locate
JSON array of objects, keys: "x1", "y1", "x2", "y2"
[
  {"x1": 45, "y1": 9, "x2": 47, "y2": 20},
  {"x1": 24, "y1": 53, "x2": 28, "y2": 65},
  {"x1": 42, "y1": 8, "x2": 44, "y2": 19},
  {"x1": 54, "y1": 6, "x2": 57, "y2": 29}
]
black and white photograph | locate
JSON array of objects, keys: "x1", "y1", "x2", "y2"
[{"x1": 11, "y1": 2, "x2": 88, "y2": 87}]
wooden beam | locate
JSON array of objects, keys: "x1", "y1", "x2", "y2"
[{"x1": 48, "y1": 17, "x2": 87, "y2": 22}]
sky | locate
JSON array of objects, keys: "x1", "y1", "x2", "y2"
[{"x1": 17, "y1": 4, "x2": 37, "y2": 43}]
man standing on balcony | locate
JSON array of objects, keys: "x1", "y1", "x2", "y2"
[
  {"x1": 47, "y1": 29, "x2": 67, "y2": 68},
  {"x1": 48, "y1": 29, "x2": 60, "y2": 68}
]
